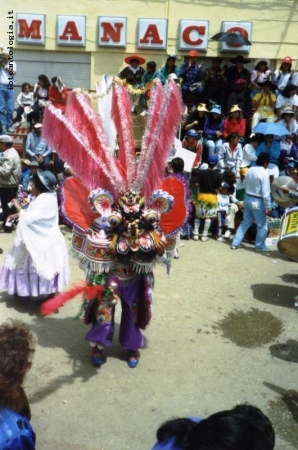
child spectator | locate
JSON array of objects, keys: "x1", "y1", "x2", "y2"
[
  {"x1": 13, "y1": 83, "x2": 34, "y2": 126},
  {"x1": 182, "y1": 129, "x2": 202, "y2": 167},
  {"x1": 216, "y1": 182, "x2": 230, "y2": 242}
]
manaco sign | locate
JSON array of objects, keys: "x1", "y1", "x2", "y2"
[{"x1": 16, "y1": 14, "x2": 252, "y2": 52}]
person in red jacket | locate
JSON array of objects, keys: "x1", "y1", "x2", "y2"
[
  {"x1": 49, "y1": 76, "x2": 68, "y2": 113},
  {"x1": 223, "y1": 104, "x2": 246, "y2": 140}
]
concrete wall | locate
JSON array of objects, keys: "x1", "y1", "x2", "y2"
[{"x1": 1, "y1": 0, "x2": 297, "y2": 88}]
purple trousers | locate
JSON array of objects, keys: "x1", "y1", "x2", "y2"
[{"x1": 85, "y1": 277, "x2": 146, "y2": 350}]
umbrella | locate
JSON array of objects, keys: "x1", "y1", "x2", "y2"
[
  {"x1": 252, "y1": 122, "x2": 291, "y2": 136},
  {"x1": 210, "y1": 32, "x2": 252, "y2": 46}
]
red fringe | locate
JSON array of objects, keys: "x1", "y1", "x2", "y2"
[{"x1": 40, "y1": 283, "x2": 104, "y2": 316}]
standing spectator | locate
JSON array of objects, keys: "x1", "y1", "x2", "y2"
[
  {"x1": 251, "y1": 80, "x2": 277, "y2": 129},
  {"x1": 192, "y1": 155, "x2": 221, "y2": 241},
  {"x1": 118, "y1": 54, "x2": 146, "y2": 115},
  {"x1": 273, "y1": 56, "x2": 294, "y2": 95},
  {"x1": 217, "y1": 132, "x2": 243, "y2": 176},
  {"x1": 26, "y1": 123, "x2": 52, "y2": 170},
  {"x1": 0, "y1": 48, "x2": 17, "y2": 132},
  {"x1": 179, "y1": 50, "x2": 204, "y2": 108},
  {"x1": 203, "y1": 105, "x2": 224, "y2": 157},
  {"x1": 223, "y1": 104, "x2": 246, "y2": 140},
  {"x1": 0, "y1": 319, "x2": 36, "y2": 450},
  {"x1": 49, "y1": 76, "x2": 68, "y2": 113},
  {"x1": 225, "y1": 55, "x2": 251, "y2": 117},
  {"x1": 231, "y1": 152, "x2": 272, "y2": 251},
  {"x1": 1, "y1": 170, "x2": 69, "y2": 299},
  {"x1": 0, "y1": 135, "x2": 21, "y2": 233},
  {"x1": 13, "y1": 83, "x2": 34, "y2": 126}
]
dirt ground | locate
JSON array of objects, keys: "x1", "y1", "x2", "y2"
[{"x1": 1, "y1": 226, "x2": 298, "y2": 450}]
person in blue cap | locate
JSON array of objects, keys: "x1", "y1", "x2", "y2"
[{"x1": 203, "y1": 105, "x2": 224, "y2": 158}]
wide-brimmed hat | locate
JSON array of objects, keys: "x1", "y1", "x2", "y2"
[
  {"x1": 0, "y1": 135, "x2": 13, "y2": 143},
  {"x1": 257, "y1": 80, "x2": 278, "y2": 90},
  {"x1": 230, "y1": 104, "x2": 242, "y2": 113},
  {"x1": 30, "y1": 161, "x2": 39, "y2": 167},
  {"x1": 197, "y1": 103, "x2": 209, "y2": 112},
  {"x1": 124, "y1": 54, "x2": 146, "y2": 65},
  {"x1": 21, "y1": 158, "x2": 31, "y2": 166},
  {"x1": 37, "y1": 169, "x2": 57, "y2": 192},
  {"x1": 210, "y1": 104, "x2": 221, "y2": 114},
  {"x1": 187, "y1": 50, "x2": 199, "y2": 58},
  {"x1": 34, "y1": 123, "x2": 43, "y2": 129},
  {"x1": 254, "y1": 58, "x2": 270, "y2": 68},
  {"x1": 282, "y1": 56, "x2": 292, "y2": 64},
  {"x1": 229, "y1": 55, "x2": 251, "y2": 64}
]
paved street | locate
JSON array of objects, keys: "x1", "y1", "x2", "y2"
[{"x1": 1, "y1": 227, "x2": 298, "y2": 450}]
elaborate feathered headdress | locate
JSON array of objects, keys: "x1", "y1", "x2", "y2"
[{"x1": 42, "y1": 78, "x2": 183, "y2": 200}]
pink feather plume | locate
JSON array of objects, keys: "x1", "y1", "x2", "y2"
[
  {"x1": 111, "y1": 81, "x2": 136, "y2": 189},
  {"x1": 40, "y1": 282, "x2": 104, "y2": 316}
]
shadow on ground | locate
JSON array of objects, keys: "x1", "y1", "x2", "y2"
[{"x1": 251, "y1": 284, "x2": 297, "y2": 309}]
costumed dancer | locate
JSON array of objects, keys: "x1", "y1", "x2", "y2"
[
  {"x1": 40, "y1": 79, "x2": 189, "y2": 368},
  {"x1": 1, "y1": 170, "x2": 69, "y2": 299}
]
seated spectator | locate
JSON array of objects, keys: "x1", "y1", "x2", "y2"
[
  {"x1": 203, "y1": 57, "x2": 227, "y2": 109},
  {"x1": 160, "y1": 55, "x2": 180, "y2": 80},
  {"x1": 49, "y1": 76, "x2": 68, "y2": 113},
  {"x1": 32, "y1": 74, "x2": 51, "y2": 122},
  {"x1": 279, "y1": 135, "x2": 297, "y2": 171},
  {"x1": 273, "y1": 56, "x2": 294, "y2": 95},
  {"x1": 179, "y1": 50, "x2": 204, "y2": 108},
  {"x1": 217, "y1": 132, "x2": 243, "y2": 176},
  {"x1": 25, "y1": 123, "x2": 51, "y2": 170},
  {"x1": 0, "y1": 319, "x2": 36, "y2": 449},
  {"x1": 275, "y1": 84, "x2": 298, "y2": 120},
  {"x1": 256, "y1": 134, "x2": 280, "y2": 172},
  {"x1": 250, "y1": 59, "x2": 271, "y2": 96},
  {"x1": 203, "y1": 105, "x2": 224, "y2": 157},
  {"x1": 151, "y1": 404, "x2": 275, "y2": 450},
  {"x1": 184, "y1": 103, "x2": 208, "y2": 138},
  {"x1": 182, "y1": 129, "x2": 202, "y2": 167},
  {"x1": 140, "y1": 62, "x2": 165, "y2": 115},
  {"x1": 225, "y1": 55, "x2": 251, "y2": 117},
  {"x1": 242, "y1": 135, "x2": 260, "y2": 167},
  {"x1": 251, "y1": 81, "x2": 277, "y2": 129},
  {"x1": 277, "y1": 105, "x2": 297, "y2": 136},
  {"x1": 118, "y1": 54, "x2": 146, "y2": 115},
  {"x1": 223, "y1": 104, "x2": 246, "y2": 141},
  {"x1": 13, "y1": 83, "x2": 34, "y2": 126},
  {"x1": 20, "y1": 158, "x2": 31, "y2": 186},
  {"x1": 22, "y1": 160, "x2": 39, "y2": 193}
]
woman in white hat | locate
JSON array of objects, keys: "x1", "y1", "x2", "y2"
[
  {"x1": 184, "y1": 103, "x2": 208, "y2": 138},
  {"x1": 223, "y1": 104, "x2": 246, "y2": 140},
  {"x1": 1, "y1": 170, "x2": 69, "y2": 301},
  {"x1": 277, "y1": 106, "x2": 297, "y2": 136}
]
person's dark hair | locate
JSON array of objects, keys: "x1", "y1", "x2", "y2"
[
  {"x1": 38, "y1": 74, "x2": 51, "y2": 90},
  {"x1": 0, "y1": 319, "x2": 36, "y2": 418},
  {"x1": 281, "y1": 84, "x2": 297, "y2": 98},
  {"x1": 31, "y1": 172, "x2": 51, "y2": 193},
  {"x1": 147, "y1": 61, "x2": 156, "y2": 70},
  {"x1": 209, "y1": 112, "x2": 222, "y2": 125},
  {"x1": 190, "y1": 168, "x2": 200, "y2": 179},
  {"x1": 249, "y1": 135, "x2": 261, "y2": 144},
  {"x1": 227, "y1": 132, "x2": 240, "y2": 142},
  {"x1": 256, "y1": 152, "x2": 270, "y2": 166},
  {"x1": 171, "y1": 157, "x2": 184, "y2": 173},
  {"x1": 21, "y1": 82, "x2": 31, "y2": 92},
  {"x1": 3, "y1": 142, "x2": 13, "y2": 149},
  {"x1": 255, "y1": 60, "x2": 268, "y2": 71},
  {"x1": 279, "y1": 62, "x2": 292, "y2": 72},
  {"x1": 156, "y1": 404, "x2": 275, "y2": 450},
  {"x1": 51, "y1": 76, "x2": 58, "y2": 84},
  {"x1": 222, "y1": 170, "x2": 236, "y2": 194}
]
